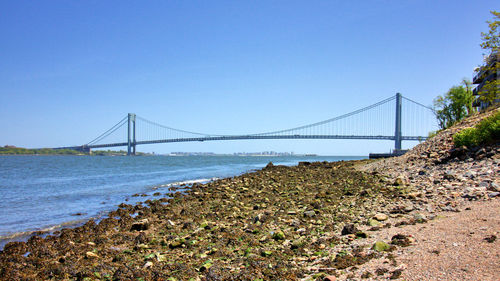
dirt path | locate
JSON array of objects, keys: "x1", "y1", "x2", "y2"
[
  {"x1": 336, "y1": 198, "x2": 500, "y2": 280},
  {"x1": 398, "y1": 198, "x2": 500, "y2": 281}
]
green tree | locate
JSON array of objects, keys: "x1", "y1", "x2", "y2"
[
  {"x1": 433, "y1": 79, "x2": 475, "y2": 129},
  {"x1": 478, "y1": 11, "x2": 499, "y2": 104}
]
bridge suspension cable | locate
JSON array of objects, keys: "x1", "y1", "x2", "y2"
[
  {"x1": 253, "y1": 95, "x2": 397, "y2": 136},
  {"x1": 86, "y1": 116, "x2": 127, "y2": 146},
  {"x1": 69, "y1": 93, "x2": 437, "y2": 154}
]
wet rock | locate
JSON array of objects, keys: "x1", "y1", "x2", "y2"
[
  {"x1": 304, "y1": 210, "x2": 316, "y2": 217},
  {"x1": 272, "y1": 230, "x2": 285, "y2": 240},
  {"x1": 260, "y1": 250, "x2": 272, "y2": 257},
  {"x1": 393, "y1": 177, "x2": 404, "y2": 186},
  {"x1": 372, "y1": 241, "x2": 391, "y2": 252},
  {"x1": 199, "y1": 260, "x2": 213, "y2": 272},
  {"x1": 291, "y1": 237, "x2": 306, "y2": 249},
  {"x1": 341, "y1": 224, "x2": 358, "y2": 235},
  {"x1": 169, "y1": 238, "x2": 186, "y2": 249},
  {"x1": 85, "y1": 251, "x2": 99, "y2": 258},
  {"x1": 130, "y1": 218, "x2": 150, "y2": 231},
  {"x1": 264, "y1": 162, "x2": 274, "y2": 169}
]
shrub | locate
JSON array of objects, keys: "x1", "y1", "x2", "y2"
[
  {"x1": 453, "y1": 111, "x2": 500, "y2": 147},
  {"x1": 475, "y1": 110, "x2": 500, "y2": 143},
  {"x1": 453, "y1": 128, "x2": 480, "y2": 147}
]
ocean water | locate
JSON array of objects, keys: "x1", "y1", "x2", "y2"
[{"x1": 0, "y1": 155, "x2": 365, "y2": 248}]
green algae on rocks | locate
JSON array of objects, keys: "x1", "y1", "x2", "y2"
[{"x1": 0, "y1": 160, "x2": 409, "y2": 280}]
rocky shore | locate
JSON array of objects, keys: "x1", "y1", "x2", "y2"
[{"x1": 0, "y1": 108, "x2": 498, "y2": 280}]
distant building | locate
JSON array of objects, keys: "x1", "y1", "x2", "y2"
[{"x1": 472, "y1": 51, "x2": 499, "y2": 110}]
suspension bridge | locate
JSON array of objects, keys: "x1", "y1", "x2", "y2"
[{"x1": 55, "y1": 93, "x2": 437, "y2": 155}]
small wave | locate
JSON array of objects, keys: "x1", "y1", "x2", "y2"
[
  {"x1": 0, "y1": 218, "x2": 88, "y2": 242},
  {"x1": 152, "y1": 178, "x2": 218, "y2": 190}
]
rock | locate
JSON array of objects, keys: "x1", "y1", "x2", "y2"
[
  {"x1": 484, "y1": 235, "x2": 496, "y2": 243},
  {"x1": 393, "y1": 177, "x2": 404, "y2": 186},
  {"x1": 479, "y1": 181, "x2": 490, "y2": 189},
  {"x1": 464, "y1": 171, "x2": 476, "y2": 179},
  {"x1": 389, "y1": 269, "x2": 403, "y2": 279},
  {"x1": 407, "y1": 192, "x2": 421, "y2": 199},
  {"x1": 287, "y1": 210, "x2": 297, "y2": 215},
  {"x1": 143, "y1": 261, "x2": 153, "y2": 269},
  {"x1": 372, "y1": 241, "x2": 391, "y2": 252},
  {"x1": 260, "y1": 250, "x2": 272, "y2": 257},
  {"x1": 356, "y1": 232, "x2": 368, "y2": 238},
  {"x1": 413, "y1": 213, "x2": 427, "y2": 223},
  {"x1": 254, "y1": 213, "x2": 264, "y2": 223},
  {"x1": 131, "y1": 219, "x2": 150, "y2": 231},
  {"x1": 272, "y1": 230, "x2": 285, "y2": 240},
  {"x1": 368, "y1": 219, "x2": 381, "y2": 227},
  {"x1": 374, "y1": 213, "x2": 388, "y2": 221},
  {"x1": 323, "y1": 276, "x2": 336, "y2": 281},
  {"x1": 304, "y1": 210, "x2": 316, "y2": 217},
  {"x1": 169, "y1": 238, "x2": 186, "y2": 249},
  {"x1": 404, "y1": 205, "x2": 414, "y2": 212},
  {"x1": 200, "y1": 260, "x2": 213, "y2": 272},
  {"x1": 86, "y1": 251, "x2": 99, "y2": 258},
  {"x1": 443, "y1": 170, "x2": 455, "y2": 180},
  {"x1": 341, "y1": 224, "x2": 358, "y2": 235},
  {"x1": 291, "y1": 237, "x2": 306, "y2": 249},
  {"x1": 488, "y1": 192, "x2": 500, "y2": 198},
  {"x1": 391, "y1": 234, "x2": 412, "y2": 247},
  {"x1": 488, "y1": 182, "x2": 500, "y2": 192}
]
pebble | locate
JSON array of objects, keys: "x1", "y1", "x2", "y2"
[
  {"x1": 374, "y1": 213, "x2": 389, "y2": 221},
  {"x1": 85, "y1": 252, "x2": 99, "y2": 259}
]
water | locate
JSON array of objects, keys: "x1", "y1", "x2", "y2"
[{"x1": 0, "y1": 155, "x2": 365, "y2": 248}]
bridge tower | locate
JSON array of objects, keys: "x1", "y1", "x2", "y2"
[
  {"x1": 127, "y1": 113, "x2": 136, "y2": 155},
  {"x1": 394, "y1": 92, "x2": 402, "y2": 151}
]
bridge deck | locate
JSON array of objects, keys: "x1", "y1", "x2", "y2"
[{"x1": 56, "y1": 134, "x2": 427, "y2": 150}]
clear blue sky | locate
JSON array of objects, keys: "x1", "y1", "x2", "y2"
[{"x1": 1, "y1": 1, "x2": 498, "y2": 155}]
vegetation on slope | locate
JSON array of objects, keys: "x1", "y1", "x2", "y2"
[{"x1": 453, "y1": 110, "x2": 500, "y2": 147}]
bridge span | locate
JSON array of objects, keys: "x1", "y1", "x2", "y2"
[{"x1": 56, "y1": 93, "x2": 436, "y2": 155}]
